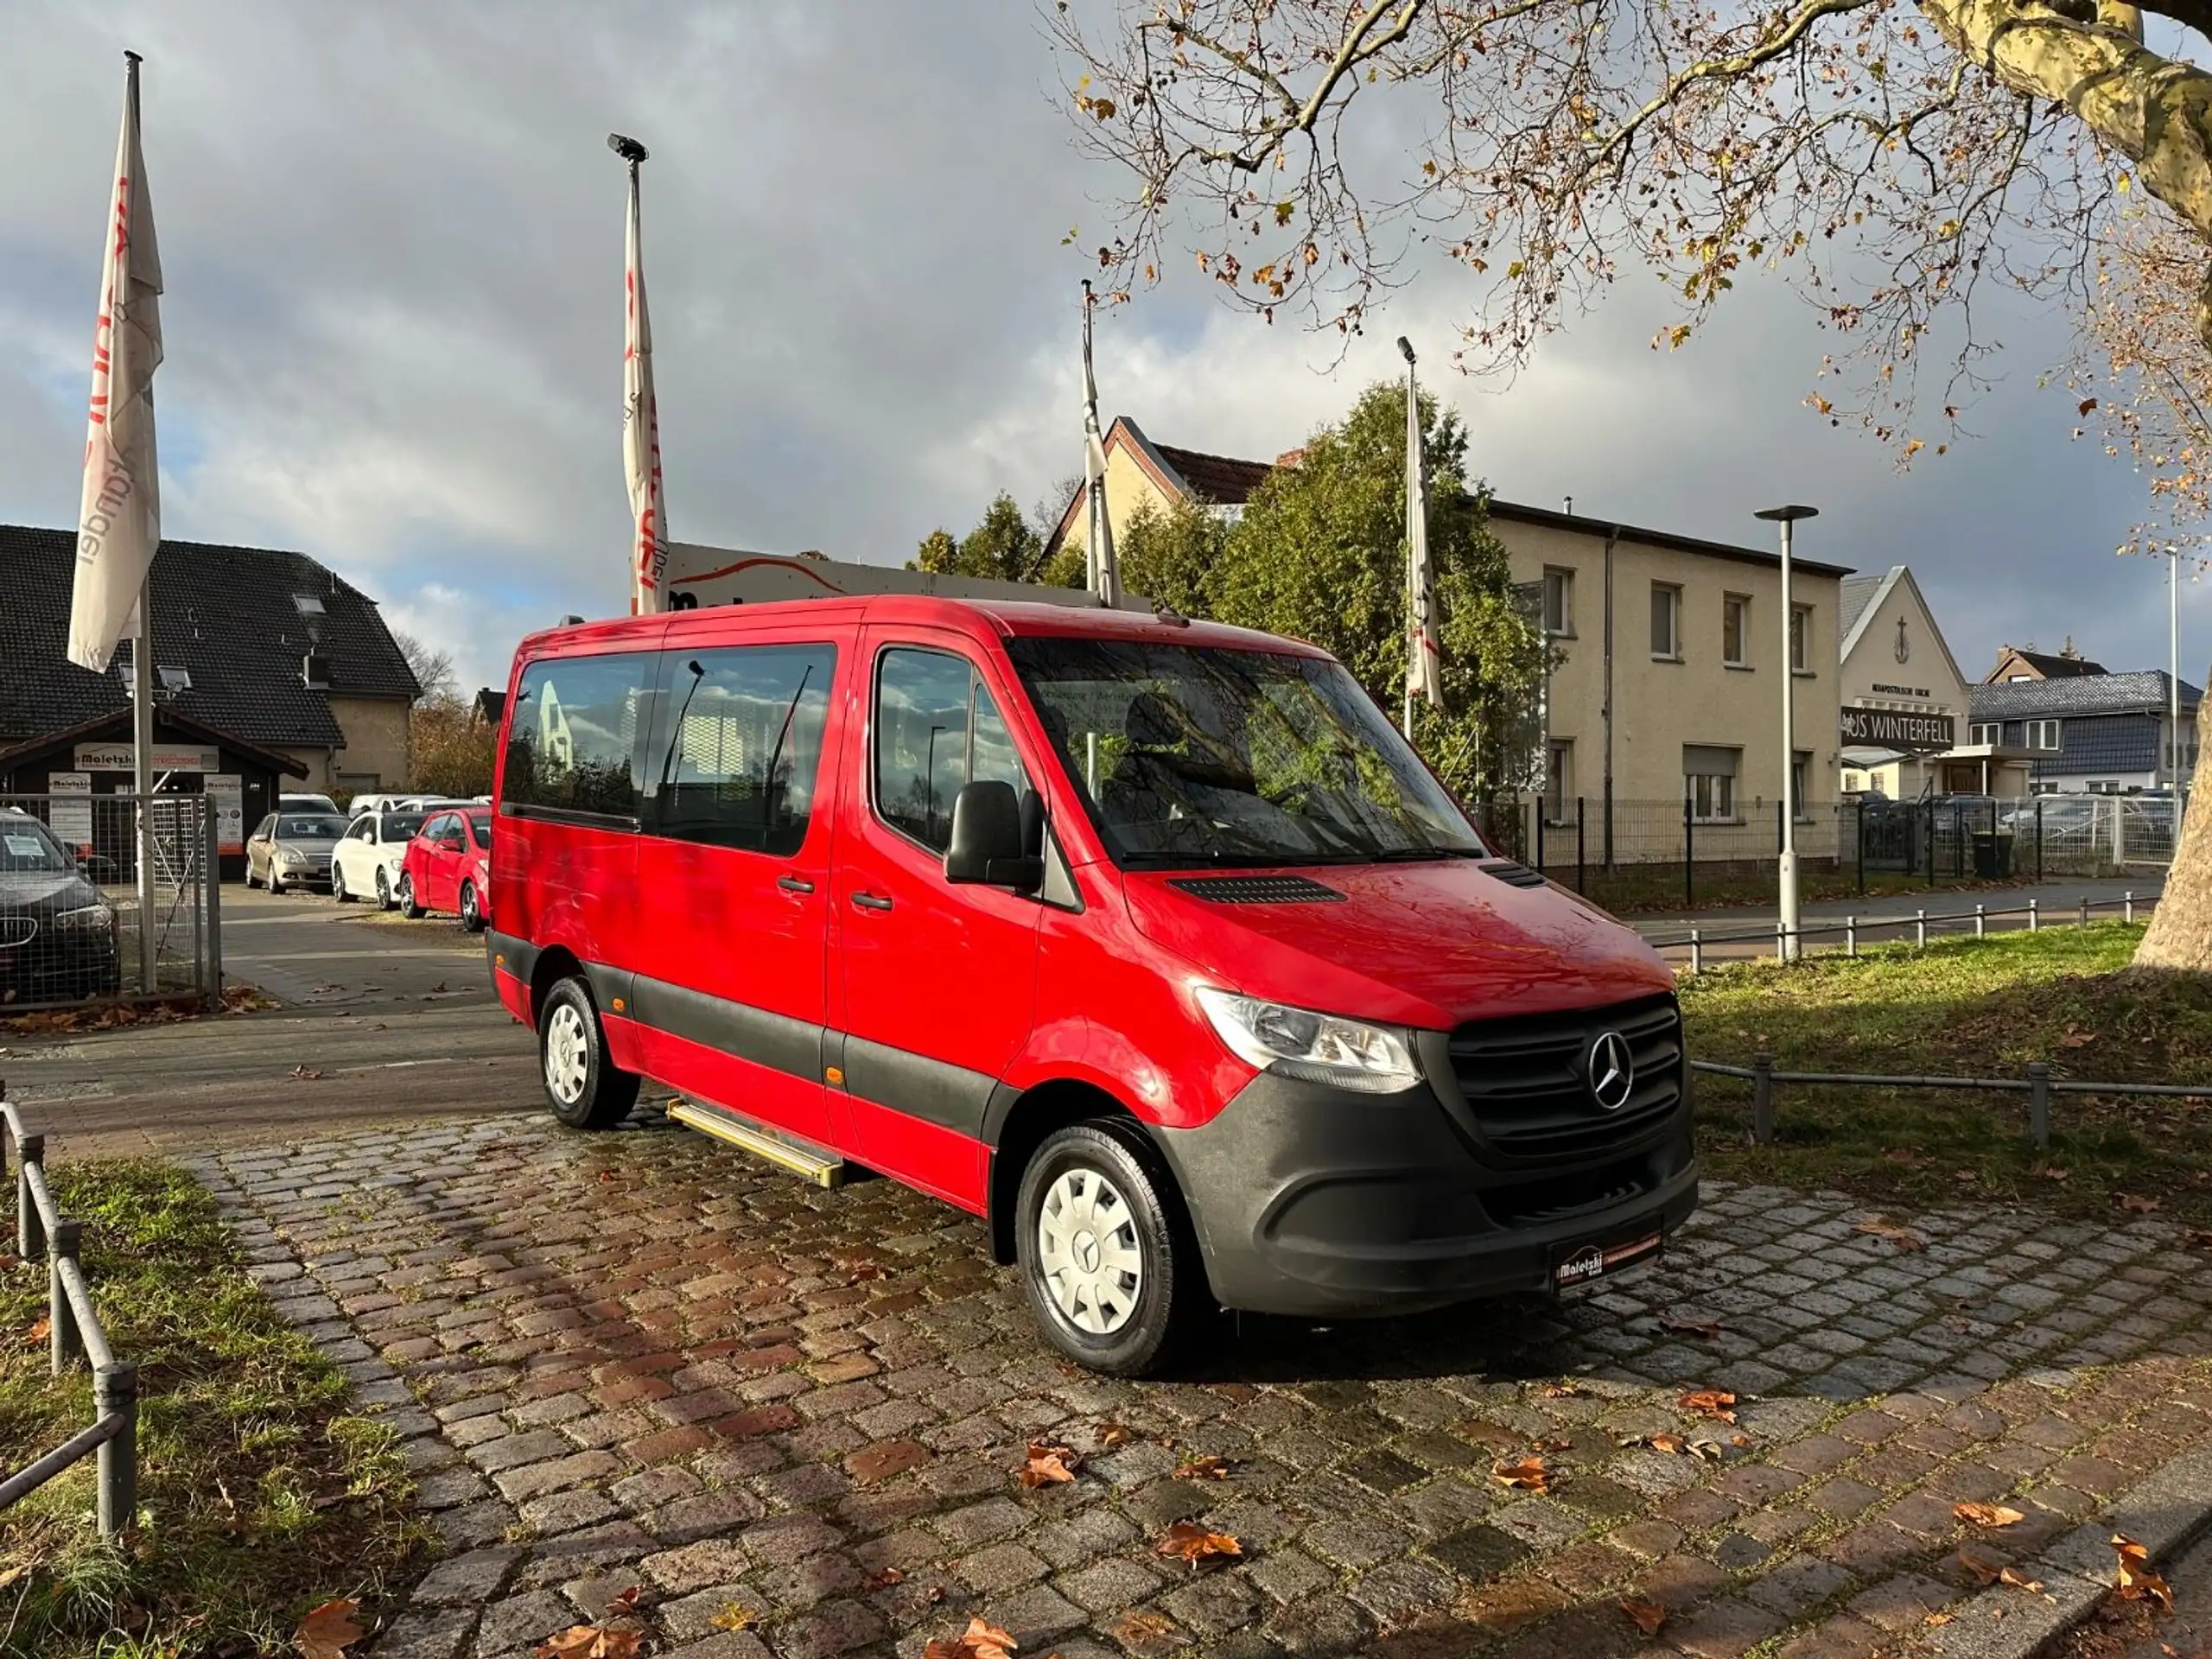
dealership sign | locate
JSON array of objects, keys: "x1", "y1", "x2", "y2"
[
  {"x1": 74, "y1": 741, "x2": 219, "y2": 773},
  {"x1": 1840, "y1": 707, "x2": 1955, "y2": 753}
]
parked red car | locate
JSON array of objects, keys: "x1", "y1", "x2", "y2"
[
  {"x1": 397, "y1": 807, "x2": 492, "y2": 931},
  {"x1": 487, "y1": 596, "x2": 1691, "y2": 1375}
]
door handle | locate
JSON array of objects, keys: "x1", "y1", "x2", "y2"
[
  {"x1": 849, "y1": 890, "x2": 893, "y2": 912},
  {"x1": 777, "y1": 874, "x2": 815, "y2": 894}
]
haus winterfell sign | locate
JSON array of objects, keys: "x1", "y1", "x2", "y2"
[{"x1": 1840, "y1": 707, "x2": 1955, "y2": 753}]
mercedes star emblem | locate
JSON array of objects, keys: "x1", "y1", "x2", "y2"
[{"x1": 1586, "y1": 1030, "x2": 1636, "y2": 1110}]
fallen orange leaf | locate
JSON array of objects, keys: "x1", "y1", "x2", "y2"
[
  {"x1": 2120, "y1": 1193, "x2": 2163, "y2": 1215},
  {"x1": 1537, "y1": 1379, "x2": 1585, "y2": 1397},
  {"x1": 1174, "y1": 1455, "x2": 1235, "y2": 1480},
  {"x1": 2183, "y1": 1228, "x2": 2212, "y2": 1249},
  {"x1": 1647, "y1": 1433, "x2": 1689, "y2": 1455},
  {"x1": 1856, "y1": 1216, "x2": 1927, "y2": 1252},
  {"x1": 1491, "y1": 1455, "x2": 1550, "y2": 1492},
  {"x1": 1016, "y1": 1442, "x2": 1078, "y2": 1488},
  {"x1": 1095, "y1": 1421, "x2": 1133, "y2": 1448},
  {"x1": 922, "y1": 1618, "x2": 1020, "y2": 1659},
  {"x1": 22, "y1": 1317, "x2": 49, "y2": 1344},
  {"x1": 2113, "y1": 1534, "x2": 2176, "y2": 1612},
  {"x1": 1958, "y1": 1549, "x2": 2006, "y2": 1586},
  {"x1": 1954, "y1": 1503, "x2": 2026, "y2": 1529},
  {"x1": 1111, "y1": 1610, "x2": 1176, "y2": 1644},
  {"x1": 295, "y1": 1599, "x2": 365, "y2": 1659},
  {"x1": 1678, "y1": 1389, "x2": 1738, "y2": 1423},
  {"x1": 602, "y1": 1587, "x2": 642, "y2": 1616},
  {"x1": 535, "y1": 1630, "x2": 641, "y2": 1659},
  {"x1": 2000, "y1": 1567, "x2": 2044, "y2": 1592},
  {"x1": 1157, "y1": 1522, "x2": 1243, "y2": 1565},
  {"x1": 708, "y1": 1604, "x2": 754, "y2": 1633},
  {"x1": 863, "y1": 1567, "x2": 904, "y2": 1590},
  {"x1": 1529, "y1": 1435, "x2": 1573, "y2": 1453},
  {"x1": 1619, "y1": 1599, "x2": 1668, "y2": 1636}
]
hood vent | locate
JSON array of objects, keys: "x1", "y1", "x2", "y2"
[
  {"x1": 1167, "y1": 874, "x2": 1347, "y2": 905},
  {"x1": 1480, "y1": 860, "x2": 1548, "y2": 889}
]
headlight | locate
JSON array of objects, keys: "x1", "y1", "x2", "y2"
[
  {"x1": 1194, "y1": 987, "x2": 1421, "y2": 1093},
  {"x1": 275, "y1": 847, "x2": 307, "y2": 865},
  {"x1": 55, "y1": 903, "x2": 113, "y2": 932}
]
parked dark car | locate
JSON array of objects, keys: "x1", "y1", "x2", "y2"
[{"x1": 0, "y1": 810, "x2": 121, "y2": 1003}]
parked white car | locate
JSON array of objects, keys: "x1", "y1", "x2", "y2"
[
  {"x1": 331, "y1": 807, "x2": 440, "y2": 908},
  {"x1": 280, "y1": 792, "x2": 341, "y2": 816}
]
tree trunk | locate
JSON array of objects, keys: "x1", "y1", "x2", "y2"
[{"x1": 2132, "y1": 675, "x2": 2211, "y2": 967}]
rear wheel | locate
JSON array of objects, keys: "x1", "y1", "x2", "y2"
[
  {"x1": 1015, "y1": 1122, "x2": 1201, "y2": 1377},
  {"x1": 333, "y1": 863, "x2": 353, "y2": 904},
  {"x1": 375, "y1": 867, "x2": 393, "y2": 910},
  {"x1": 537, "y1": 976, "x2": 639, "y2": 1129},
  {"x1": 458, "y1": 880, "x2": 484, "y2": 933},
  {"x1": 396, "y1": 871, "x2": 423, "y2": 919}
]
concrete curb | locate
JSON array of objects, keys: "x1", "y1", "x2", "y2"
[{"x1": 1920, "y1": 1446, "x2": 2212, "y2": 1659}]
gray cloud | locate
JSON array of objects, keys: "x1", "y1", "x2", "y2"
[{"x1": 0, "y1": 0, "x2": 2191, "y2": 699}]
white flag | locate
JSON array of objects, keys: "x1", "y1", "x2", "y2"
[
  {"x1": 622, "y1": 157, "x2": 668, "y2": 614},
  {"x1": 1081, "y1": 286, "x2": 1120, "y2": 606},
  {"x1": 1405, "y1": 369, "x2": 1445, "y2": 711},
  {"x1": 68, "y1": 54, "x2": 163, "y2": 674}
]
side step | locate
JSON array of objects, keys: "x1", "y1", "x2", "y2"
[{"x1": 667, "y1": 1098, "x2": 849, "y2": 1188}]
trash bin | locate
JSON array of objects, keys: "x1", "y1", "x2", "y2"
[{"x1": 1972, "y1": 830, "x2": 2014, "y2": 879}]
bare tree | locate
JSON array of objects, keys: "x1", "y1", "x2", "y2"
[{"x1": 392, "y1": 630, "x2": 458, "y2": 704}]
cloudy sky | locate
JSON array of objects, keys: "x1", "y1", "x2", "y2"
[{"x1": 0, "y1": 0, "x2": 2190, "y2": 696}]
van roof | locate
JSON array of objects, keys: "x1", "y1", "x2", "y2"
[{"x1": 516, "y1": 594, "x2": 1330, "y2": 661}]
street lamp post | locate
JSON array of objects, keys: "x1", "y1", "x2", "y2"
[{"x1": 1756, "y1": 505, "x2": 1820, "y2": 960}]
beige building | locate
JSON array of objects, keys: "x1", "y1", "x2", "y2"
[
  {"x1": 1049, "y1": 419, "x2": 1850, "y2": 851},
  {"x1": 1838, "y1": 565, "x2": 2031, "y2": 799}
]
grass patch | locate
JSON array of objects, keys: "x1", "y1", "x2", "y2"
[
  {"x1": 0, "y1": 1160, "x2": 434, "y2": 1657},
  {"x1": 1681, "y1": 921, "x2": 2212, "y2": 1222}
]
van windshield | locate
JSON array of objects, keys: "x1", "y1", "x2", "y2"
[{"x1": 1005, "y1": 637, "x2": 1487, "y2": 869}]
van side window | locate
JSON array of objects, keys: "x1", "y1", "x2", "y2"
[
  {"x1": 874, "y1": 648, "x2": 1027, "y2": 853},
  {"x1": 649, "y1": 645, "x2": 836, "y2": 855},
  {"x1": 504, "y1": 652, "x2": 654, "y2": 822}
]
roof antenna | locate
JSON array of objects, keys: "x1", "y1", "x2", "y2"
[{"x1": 1564, "y1": 495, "x2": 1573, "y2": 516}]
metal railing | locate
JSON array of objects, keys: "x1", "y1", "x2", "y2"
[
  {"x1": 1658, "y1": 891, "x2": 2156, "y2": 972},
  {"x1": 0, "y1": 1086, "x2": 137, "y2": 1535},
  {"x1": 1692, "y1": 1054, "x2": 2212, "y2": 1151}
]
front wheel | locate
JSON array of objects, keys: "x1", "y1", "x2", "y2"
[
  {"x1": 1014, "y1": 1122, "x2": 1202, "y2": 1377},
  {"x1": 458, "y1": 880, "x2": 484, "y2": 933},
  {"x1": 375, "y1": 867, "x2": 394, "y2": 911},
  {"x1": 396, "y1": 872, "x2": 423, "y2": 919},
  {"x1": 333, "y1": 864, "x2": 353, "y2": 904},
  {"x1": 537, "y1": 976, "x2": 640, "y2": 1129},
  {"x1": 267, "y1": 868, "x2": 286, "y2": 896}
]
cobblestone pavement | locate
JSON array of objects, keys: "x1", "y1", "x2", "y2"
[{"x1": 192, "y1": 1110, "x2": 2212, "y2": 1659}]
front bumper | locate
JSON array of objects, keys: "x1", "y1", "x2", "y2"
[{"x1": 1154, "y1": 1070, "x2": 1696, "y2": 1319}]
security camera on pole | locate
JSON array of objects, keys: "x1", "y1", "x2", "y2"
[{"x1": 1755, "y1": 504, "x2": 1819, "y2": 961}]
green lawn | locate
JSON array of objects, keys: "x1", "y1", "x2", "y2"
[
  {"x1": 0, "y1": 1160, "x2": 433, "y2": 1658},
  {"x1": 1681, "y1": 922, "x2": 2212, "y2": 1222}
]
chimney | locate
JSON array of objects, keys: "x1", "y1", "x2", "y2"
[
  {"x1": 302, "y1": 653, "x2": 331, "y2": 690},
  {"x1": 2060, "y1": 635, "x2": 2080, "y2": 660}
]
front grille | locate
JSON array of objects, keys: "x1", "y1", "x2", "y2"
[
  {"x1": 0, "y1": 918, "x2": 34, "y2": 947},
  {"x1": 1444, "y1": 993, "x2": 1682, "y2": 1160},
  {"x1": 1167, "y1": 875, "x2": 1346, "y2": 904}
]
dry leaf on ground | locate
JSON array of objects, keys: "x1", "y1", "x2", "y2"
[
  {"x1": 1095, "y1": 1421, "x2": 1134, "y2": 1448},
  {"x1": 1111, "y1": 1610, "x2": 1177, "y2": 1644},
  {"x1": 22, "y1": 1317, "x2": 49, "y2": 1344},
  {"x1": 2001, "y1": 1567, "x2": 2045, "y2": 1592},
  {"x1": 922, "y1": 1618, "x2": 1020, "y2": 1659},
  {"x1": 2183, "y1": 1229, "x2": 2212, "y2": 1250},
  {"x1": 295, "y1": 1599, "x2": 365, "y2": 1659},
  {"x1": 1856, "y1": 1216, "x2": 1927, "y2": 1251},
  {"x1": 1881, "y1": 1147, "x2": 1930, "y2": 1167},
  {"x1": 863, "y1": 1567, "x2": 904, "y2": 1590},
  {"x1": 1529, "y1": 1435, "x2": 1573, "y2": 1453},
  {"x1": 2036, "y1": 1166, "x2": 2071, "y2": 1183},
  {"x1": 1679, "y1": 1389, "x2": 1738, "y2": 1423},
  {"x1": 1017, "y1": 1442, "x2": 1079, "y2": 1487},
  {"x1": 289, "y1": 1065, "x2": 326, "y2": 1081},
  {"x1": 2113, "y1": 1534, "x2": 2177, "y2": 1612},
  {"x1": 1491, "y1": 1456, "x2": 1551, "y2": 1491},
  {"x1": 709, "y1": 1604, "x2": 754, "y2": 1633},
  {"x1": 1955, "y1": 1503, "x2": 2027, "y2": 1529},
  {"x1": 2058, "y1": 1025, "x2": 2097, "y2": 1048},
  {"x1": 1537, "y1": 1380, "x2": 1586, "y2": 1397},
  {"x1": 1619, "y1": 1599, "x2": 1668, "y2": 1637},
  {"x1": 535, "y1": 1630, "x2": 641, "y2": 1659},
  {"x1": 2120, "y1": 1194, "x2": 2163, "y2": 1215},
  {"x1": 1659, "y1": 1312, "x2": 1723, "y2": 1338},
  {"x1": 0, "y1": 1253, "x2": 20, "y2": 1271},
  {"x1": 602, "y1": 1587, "x2": 642, "y2": 1616},
  {"x1": 1175, "y1": 1455, "x2": 1235, "y2": 1480},
  {"x1": 1646, "y1": 1432, "x2": 1689, "y2": 1455},
  {"x1": 1157, "y1": 1522, "x2": 1243, "y2": 1565}
]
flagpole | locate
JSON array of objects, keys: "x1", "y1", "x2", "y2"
[
  {"x1": 1400, "y1": 339, "x2": 1418, "y2": 741},
  {"x1": 1081, "y1": 281, "x2": 1120, "y2": 608},
  {"x1": 124, "y1": 51, "x2": 158, "y2": 995}
]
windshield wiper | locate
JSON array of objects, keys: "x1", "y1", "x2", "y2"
[{"x1": 1361, "y1": 845, "x2": 1490, "y2": 862}]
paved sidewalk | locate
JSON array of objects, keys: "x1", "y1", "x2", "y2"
[{"x1": 186, "y1": 1110, "x2": 2212, "y2": 1659}]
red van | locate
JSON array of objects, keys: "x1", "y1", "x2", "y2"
[{"x1": 487, "y1": 595, "x2": 1693, "y2": 1374}]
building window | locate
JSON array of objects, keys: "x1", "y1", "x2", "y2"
[
  {"x1": 1541, "y1": 568, "x2": 1573, "y2": 638},
  {"x1": 1650, "y1": 584, "x2": 1681, "y2": 660},
  {"x1": 1970, "y1": 722, "x2": 1999, "y2": 745},
  {"x1": 2028, "y1": 719, "x2": 2061, "y2": 751},
  {"x1": 1722, "y1": 594, "x2": 1749, "y2": 667},
  {"x1": 1789, "y1": 604, "x2": 1814, "y2": 674},
  {"x1": 1544, "y1": 740, "x2": 1573, "y2": 823},
  {"x1": 1791, "y1": 749, "x2": 1814, "y2": 821},
  {"x1": 1684, "y1": 744, "x2": 1739, "y2": 823}
]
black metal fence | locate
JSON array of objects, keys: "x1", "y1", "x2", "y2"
[
  {"x1": 1471, "y1": 795, "x2": 2186, "y2": 910},
  {"x1": 0, "y1": 792, "x2": 222, "y2": 1013},
  {"x1": 1655, "y1": 890, "x2": 2155, "y2": 971},
  {"x1": 0, "y1": 1088, "x2": 138, "y2": 1535}
]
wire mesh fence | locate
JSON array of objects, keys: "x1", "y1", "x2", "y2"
[
  {"x1": 0, "y1": 792, "x2": 219, "y2": 1012},
  {"x1": 1469, "y1": 793, "x2": 2187, "y2": 911}
]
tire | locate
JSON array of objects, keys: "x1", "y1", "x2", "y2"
[
  {"x1": 458, "y1": 880, "x2": 484, "y2": 933},
  {"x1": 375, "y1": 867, "x2": 394, "y2": 911},
  {"x1": 333, "y1": 864, "x2": 353, "y2": 904},
  {"x1": 397, "y1": 871, "x2": 423, "y2": 919},
  {"x1": 268, "y1": 867, "x2": 285, "y2": 896},
  {"x1": 245, "y1": 861, "x2": 260, "y2": 890},
  {"x1": 1014, "y1": 1122, "x2": 1202, "y2": 1377},
  {"x1": 537, "y1": 976, "x2": 640, "y2": 1129}
]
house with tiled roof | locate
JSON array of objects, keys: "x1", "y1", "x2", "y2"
[
  {"x1": 1986, "y1": 642, "x2": 2107, "y2": 682},
  {"x1": 0, "y1": 525, "x2": 421, "y2": 802},
  {"x1": 1967, "y1": 669, "x2": 2199, "y2": 792}
]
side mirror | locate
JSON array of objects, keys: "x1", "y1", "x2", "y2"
[{"x1": 945, "y1": 780, "x2": 1041, "y2": 893}]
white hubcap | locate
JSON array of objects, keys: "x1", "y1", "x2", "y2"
[
  {"x1": 1037, "y1": 1166, "x2": 1144, "y2": 1335},
  {"x1": 544, "y1": 1002, "x2": 589, "y2": 1104}
]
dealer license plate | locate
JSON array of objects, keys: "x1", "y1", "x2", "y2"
[{"x1": 1554, "y1": 1229, "x2": 1663, "y2": 1290}]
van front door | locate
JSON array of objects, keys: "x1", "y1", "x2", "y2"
[
  {"x1": 630, "y1": 627, "x2": 849, "y2": 1149},
  {"x1": 832, "y1": 632, "x2": 1042, "y2": 1210}
]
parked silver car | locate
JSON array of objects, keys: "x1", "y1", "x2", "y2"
[{"x1": 244, "y1": 810, "x2": 349, "y2": 893}]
